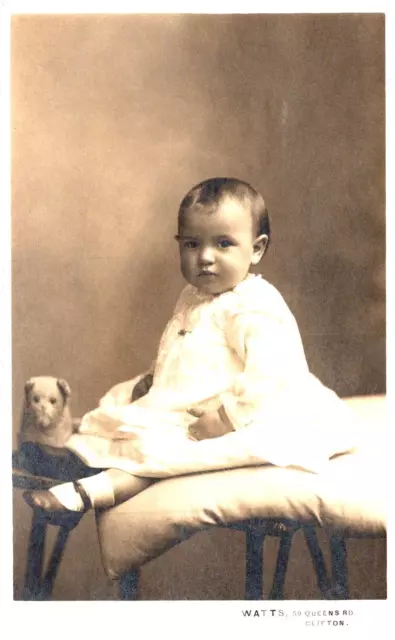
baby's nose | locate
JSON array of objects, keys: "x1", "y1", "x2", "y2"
[{"x1": 198, "y1": 246, "x2": 215, "y2": 264}]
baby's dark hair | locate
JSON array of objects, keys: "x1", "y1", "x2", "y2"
[{"x1": 178, "y1": 177, "x2": 270, "y2": 247}]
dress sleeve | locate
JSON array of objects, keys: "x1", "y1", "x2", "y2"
[{"x1": 220, "y1": 307, "x2": 309, "y2": 430}]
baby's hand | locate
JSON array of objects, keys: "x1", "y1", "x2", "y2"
[{"x1": 188, "y1": 409, "x2": 234, "y2": 441}]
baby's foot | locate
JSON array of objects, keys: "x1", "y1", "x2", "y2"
[
  {"x1": 24, "y1": 481, "x2": 92, "y2": 514},
  {"x1": 23, "y1": 487, "x2": 87, "y2": 529},
  {"x1": 24, "y1": 489, "x2": 69, "y2": 512}
]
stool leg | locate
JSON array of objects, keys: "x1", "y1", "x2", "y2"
[
  {"x1": 23, "y1": 512, "x2": 46, "y2": 600},
  {"x1": 269, "y1": 531, "x2": 294, "y2": 599},
  {"x1": 40, "y1": 527, "x2": 72, "y2": 599},
  {"x1": 330, "y1": 534, "x2": 349, "y2": 599},
  {"x1": 119, "y1": 569, "x2": 140, "y2": 600},
  {"x1": 245, "y1": 529, "x2": 265, "y2": 600},
  {"x1": 303, "y1": 527, "x2": 333, "y2": 599}
]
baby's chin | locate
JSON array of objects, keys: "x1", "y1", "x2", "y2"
[{"x1": 192, "y1": 280, "x2": 236, "y2": 296}]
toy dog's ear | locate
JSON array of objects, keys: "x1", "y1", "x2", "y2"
[
  {"x1": 57, "y1": 379, "x2": 71, "y2": 401},
  {"x1": 24, "y1": 378, "x2": 35, "y2": 401}
]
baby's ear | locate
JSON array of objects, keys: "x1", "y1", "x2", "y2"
[
  {"x1": 57, "y1": 379, "x2": 71, "y2": 401},
  {"x1": 24, "y1": 378, "x2": 35, "y2": 401},
  {"x1": 251, "y1": 234, "x2": 269, "y2": 265}
]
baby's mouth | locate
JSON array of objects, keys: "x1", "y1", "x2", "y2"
[{"x1": 198, "y1": 270, "x2": 217, "y2": 277}]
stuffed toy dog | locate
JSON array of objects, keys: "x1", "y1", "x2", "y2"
[
  {"x1": 16, "y1": 376, "x2": 98, "y2": 480},
  {"x1": 19, "y1": 376, "x2": 75, "y2": 450}
]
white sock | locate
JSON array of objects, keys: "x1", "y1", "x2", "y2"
[
  {"x1": 50, "y1": 473, "x2": 115, "y2": 511},
  {"x1": 50, "y1": 483, "x2": 85, "y2": 512},
  {"x1": 77, "y1": 472, "x2": 115, "y2": 509}
]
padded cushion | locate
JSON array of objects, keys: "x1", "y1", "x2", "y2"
[{"x1": 96, "y1": 395, "x2": 387, "y2": 579}]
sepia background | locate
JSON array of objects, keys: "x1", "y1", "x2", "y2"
[{"x1": 12, "y1": 13, "x2": 385, "y2": 600}]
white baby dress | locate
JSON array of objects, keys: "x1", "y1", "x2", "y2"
[{"x1": 66, "y1": 275, "x2": 359, "y2": 476}]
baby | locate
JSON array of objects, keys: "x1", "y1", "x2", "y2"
[{"x1": 24, "y1": 177, "x2": 358, "y2": 518}]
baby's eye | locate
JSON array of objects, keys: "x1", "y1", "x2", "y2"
[
  {"x1": 217, "y1": 239, "x2": 233, "y2": 249},
  {"x1": 49, "y1": 397, "x2": 57, "y2": 405},
  {"x1": 33, "y1": 395, "x2": 40, "y2": 403},
  {"x1": 183, "y1": 240, "x2": 199, "y2": 249}
]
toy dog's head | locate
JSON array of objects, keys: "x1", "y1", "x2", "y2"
[{"x1": 24, "y1": 376, "x2": 71, "y2": 432}]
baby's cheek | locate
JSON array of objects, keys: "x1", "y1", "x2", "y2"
[{"x1": 180, "y1": 256, "x2": 193, "y2": 277}]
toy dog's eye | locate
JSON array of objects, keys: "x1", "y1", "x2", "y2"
[
  {"x1": 33, "y1": 395, "x2": 40, "y2": 403},
  {"x1": 49, "y1": 397, "x2": 57, "y2": 405}
]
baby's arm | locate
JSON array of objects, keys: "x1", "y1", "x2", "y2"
[
  {"x1": 187, "y1": 310, "x2": 289, "y2": 441},
  {"x1": 215, "y1": 307, "x2": 304, "y2": 432}
]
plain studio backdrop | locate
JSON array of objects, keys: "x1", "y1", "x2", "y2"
[{"x1": 11, "y1": 13, "x2": 385, "y2": 600}]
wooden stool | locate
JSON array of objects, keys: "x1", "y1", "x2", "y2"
[
  {"x1": 119, "y1": 521, "x2": 349, "y2": 600},
  {"x1": 13, "y1": 467, "x2": 84, "y2": 600},
  {"x1": 14, "y1": 464, "x2": 349, "y2": 601}
]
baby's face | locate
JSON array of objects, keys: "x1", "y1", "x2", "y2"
[{"x1": 178, "y1": 197, "x2": 264, "y2": 295}]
